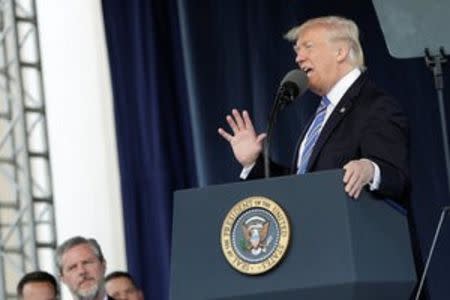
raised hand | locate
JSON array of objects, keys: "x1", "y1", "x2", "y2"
[{"x1": 218, "y1": 109, "x2": 266, "y2": 167}]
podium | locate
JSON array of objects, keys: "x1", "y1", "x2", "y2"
[{"x1": 170, "y1": 170, "x2": 416, "y2": 300}]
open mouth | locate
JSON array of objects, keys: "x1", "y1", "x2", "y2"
[{"x1": 301, "y1": 66, "x2": 313, "y2": 76}]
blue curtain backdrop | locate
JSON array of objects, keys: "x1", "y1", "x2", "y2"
[
  {"x1": 101, "y1": 1, "x2": 197, "y2": 299},
  {"x1": 102, "y1": 0, "x2": 450, "y2": 299}
]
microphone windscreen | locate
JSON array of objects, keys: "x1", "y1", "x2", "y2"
[{"x1": 279, "y1": 69, "x2": 309, "y2": 99}]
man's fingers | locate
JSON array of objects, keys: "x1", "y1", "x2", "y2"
[
  {"x1": 226, "y1": 115, "x2": 239, "y2": 133},
  {"x1": 218, "y1": 128, "x2": 233, "y2": 142},
  {"x1": 349, "y1": 179, "x2": 362, "y2": 198},
  {"x1": 342, "y1": 162, "x2": 355, "y2": 183},
  {"x1": 232, "y1": 109, "x2": 245, "y2": 130},
  {"x1": 344, "y1": 168, "x2": 364, "y2": 199},
  {"x1": 343, "y1": 164, "x2": 361, "y2": 199},
  {"x1": 242, "y1": 110, "x2": 254, "y2": 132},
  {"x1": 343, "y1": 168, "x2": 350, "y2": 183},
  {"x1": 256, "y1": 133, "x2": 267, "y2": 144},
  {"x1": 350, "y1": 181, "x2": 363, "y2": 199},
  {"x1": 345, "y1": 172, "x2": 358, "y2": 193}
]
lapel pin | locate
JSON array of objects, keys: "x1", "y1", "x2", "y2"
[{"x1": 339, "y1": 107, "x2": 346, "y2": 114}]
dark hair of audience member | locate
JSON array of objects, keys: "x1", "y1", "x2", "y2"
[{"x1": 17, "y1": 271, "x2": 58, "y2": 296}]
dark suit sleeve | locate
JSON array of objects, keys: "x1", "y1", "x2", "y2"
[
  {"x1": 361, "y1": 94, "x2": 409, "y2": 203},
  {"x1": 246, "y1": 155, "x2": 290, "y2": 180}
]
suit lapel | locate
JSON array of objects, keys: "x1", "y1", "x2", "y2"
[{"x1": 304, "y1": 73, "x2": 367, "y2": 172}]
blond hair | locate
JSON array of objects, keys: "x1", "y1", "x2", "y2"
[{"x1": 285, "y1": 16, "x2": 365, "y2": 70}]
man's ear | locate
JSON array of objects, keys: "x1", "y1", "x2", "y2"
[{"x1": 336, "y1": 44, "x2": 350, "y2": 63}]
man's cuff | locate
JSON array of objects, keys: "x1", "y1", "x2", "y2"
[
  {"x1": 240, "y1": 162, "x2": 256, "y2": 180},
  {"x1": 369, "y1": 161, "x2": 381, "y2": 191}
]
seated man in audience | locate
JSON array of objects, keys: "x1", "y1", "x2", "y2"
[
  {"x1": 56, "y1": 236, "x2": 112, "y2": 300},
  {"x1": 105, "y1": 271, "x2": 144, "y2": 300},
  {"x1": 17, "y1": 270, "x2": 58, "y2": 300}
]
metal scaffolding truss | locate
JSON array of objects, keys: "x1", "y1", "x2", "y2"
[{"x1": 0, "y1": 0, "x2": 57, "y2": 298}]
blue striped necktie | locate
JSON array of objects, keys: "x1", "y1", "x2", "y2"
[{"x1": 297, "y1": 96, "x2": 330, "y2": 174}]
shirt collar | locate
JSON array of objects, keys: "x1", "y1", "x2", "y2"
[{"x1": 326, "y1": 68, "x2": 361, "y2": 107}]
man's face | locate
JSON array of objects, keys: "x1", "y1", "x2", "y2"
[
  {"x1": 21, "y1": 281, "x2": 57, "y2": 300},
  {"x1": 60, "y1": 243, "x2": 106, "y2": 298},
  {"x1": 106, "y1": 277, "x2": 144, "y2": 300},
  {"x1": 294, "y1": 25, "x2": 342, "y2": 96}
]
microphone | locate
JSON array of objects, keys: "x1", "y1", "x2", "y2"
[
  {"x1": 276, "y1": 69, "x2": 309, "y2": 105},
  {"x1": 264, "y1": 69, "x2": 309, "y2": 178}
]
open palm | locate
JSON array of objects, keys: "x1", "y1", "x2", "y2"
[{"x1": 218, "y1": 109, "x2": 266, "y2": 167}]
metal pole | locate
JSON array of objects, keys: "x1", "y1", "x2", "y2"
[{"x1": 415, "y1": 206, "x2": 450, "y2": 300}]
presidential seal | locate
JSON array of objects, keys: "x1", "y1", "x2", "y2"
[{"x1": 220, "y1": 196, "x2": 290, "y2": 275}]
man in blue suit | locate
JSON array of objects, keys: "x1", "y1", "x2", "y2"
[{"x1": 218, "y1": 16, "x2": 408, "y2": 203}]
